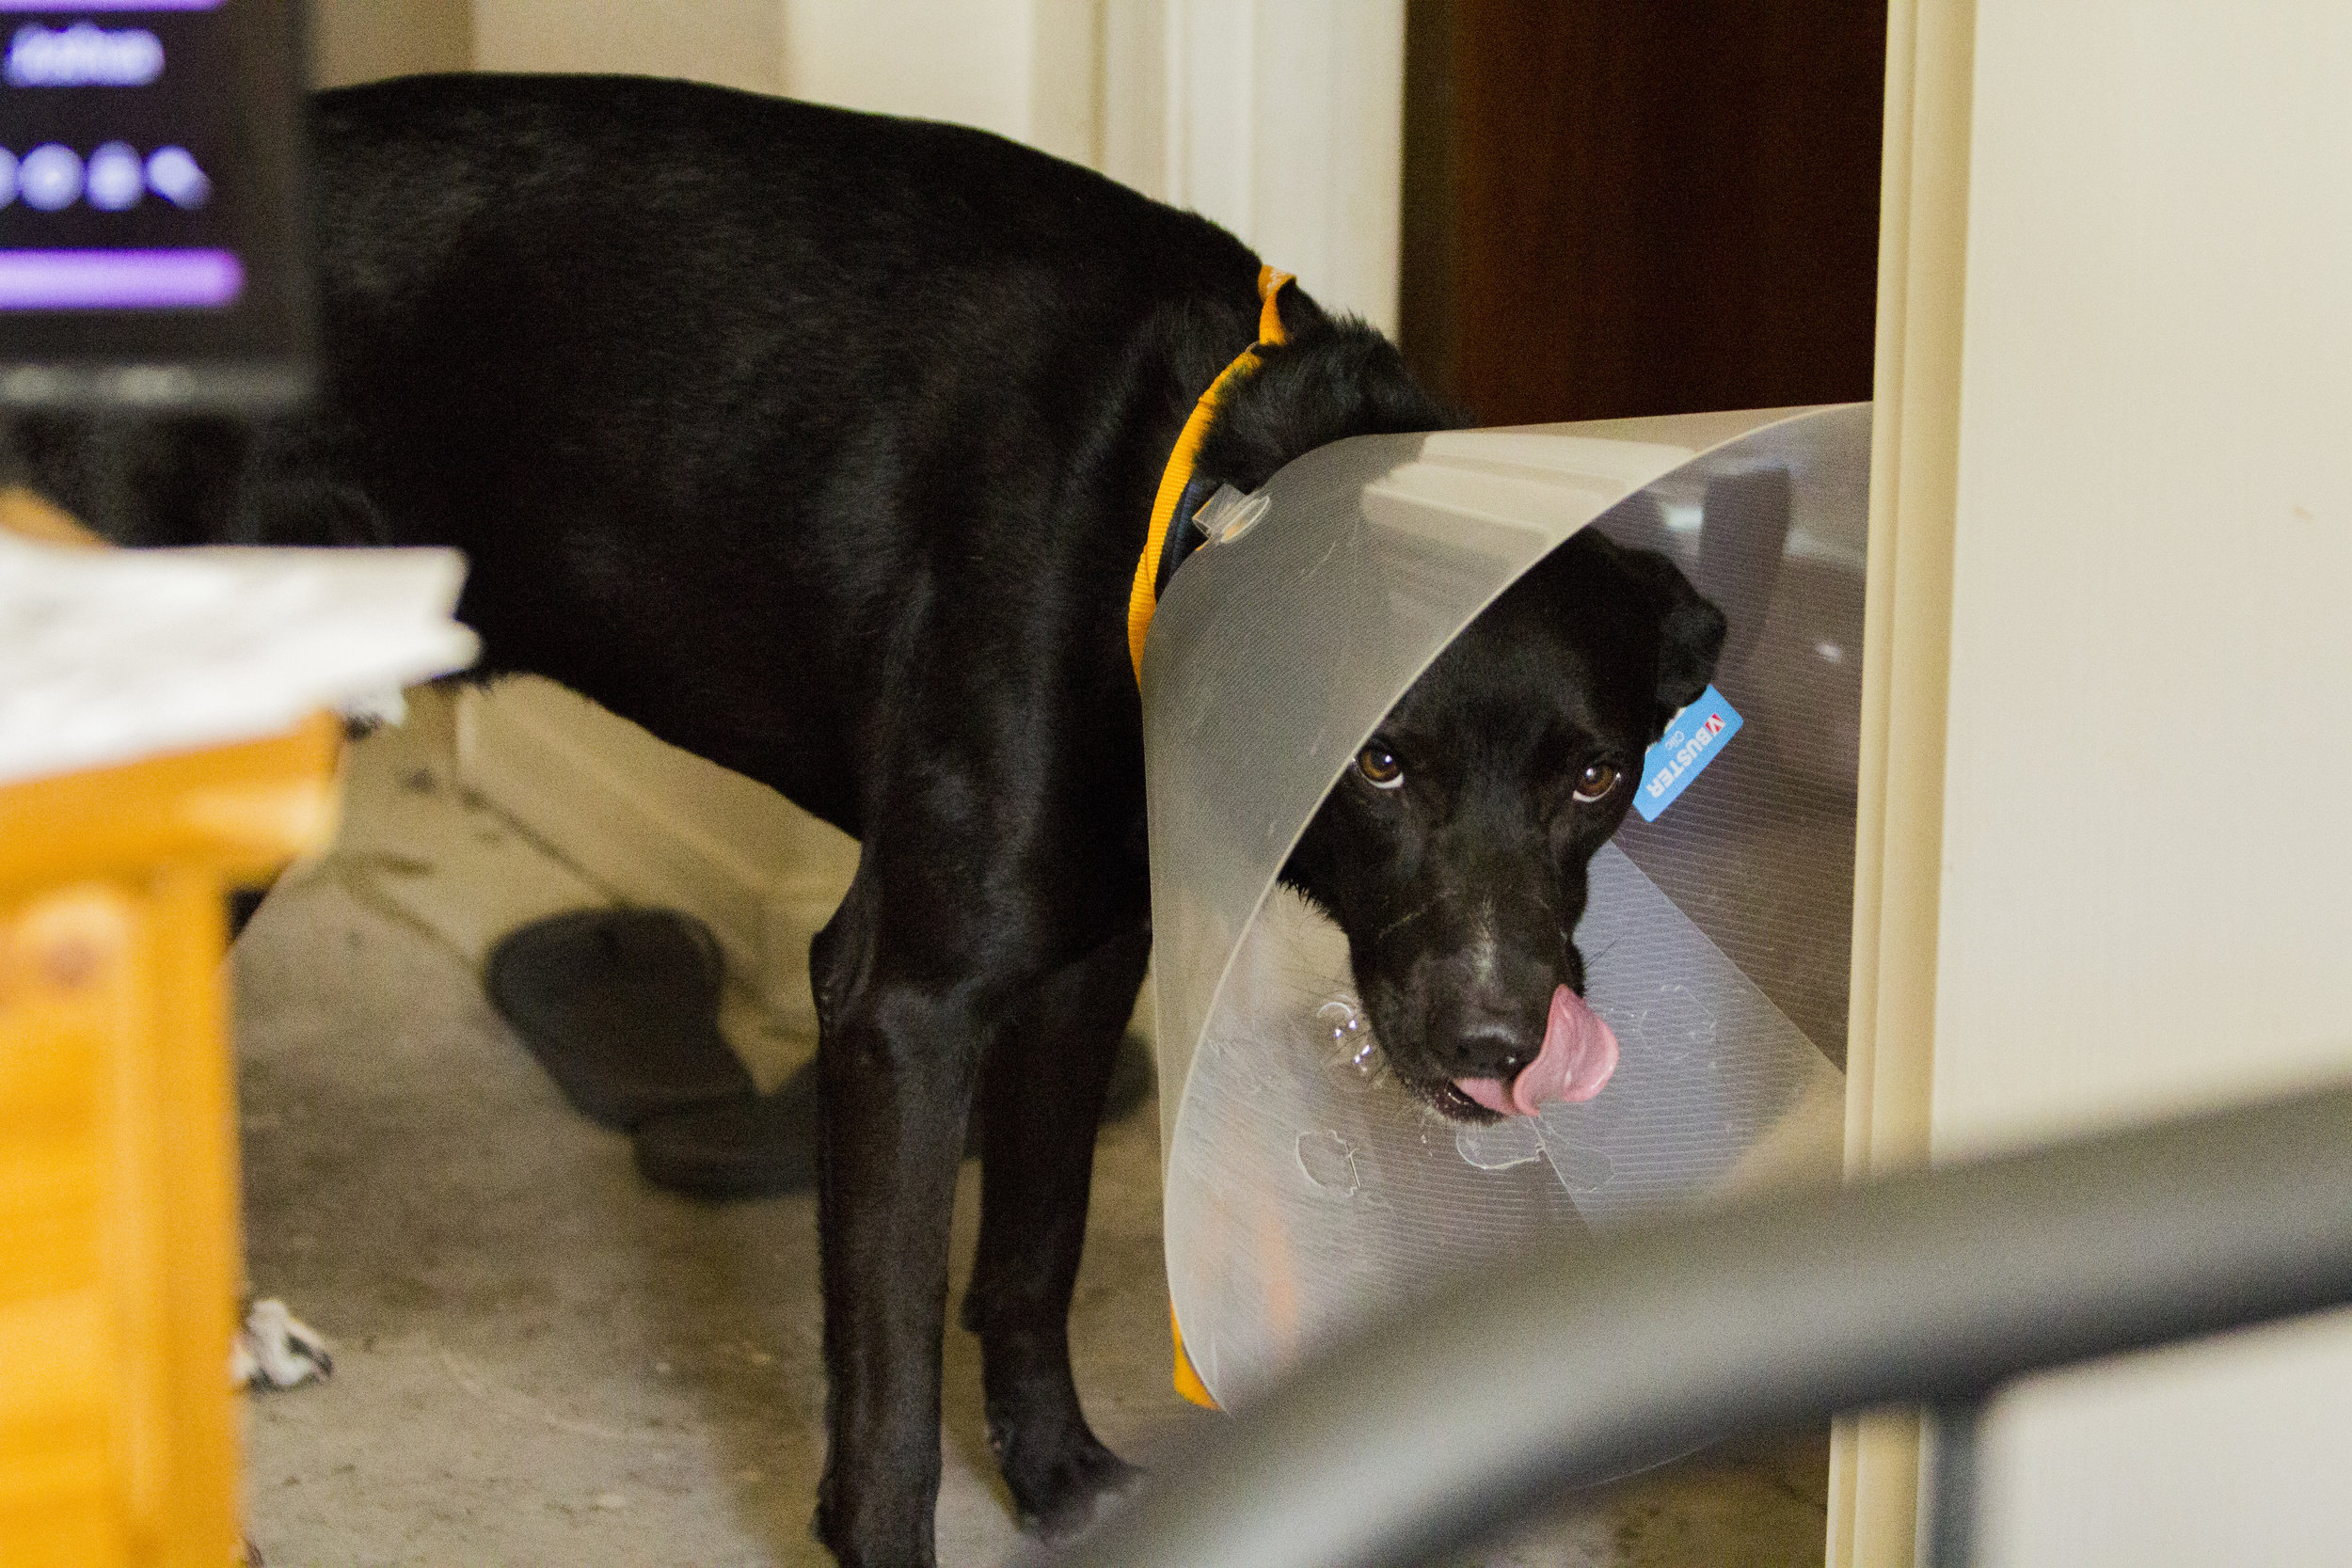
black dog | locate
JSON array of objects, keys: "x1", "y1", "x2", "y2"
[
  {"x1": 4, "y1": 74, "x2": 1721, "y2": 1565},
  {"x1": 1284, "y1": 534, "x2": 1724, "y2": 1120}
]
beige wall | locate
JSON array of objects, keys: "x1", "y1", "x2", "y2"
[
  {"x1": 462, "y1": 0, "x2": 1093, "y2": 162},
  {"x1": 469, "y1": 0, "x2": 1093, "y2": 148},
  {"x1": 781, "y1": 0, "x2": 1099, "y2": 165},
  {"x1": 471, "y1": 0, "x2": 786, "y2": 94},
  {"x1": 310, "y1": 0, "x2": 469, "y2": 88},
  {"x1": 1844, "y1": 3, "x2": 2352, "y2": 1562},
  {"x1": 327, "y1": 0, "x2": 1093, "y2": 152},
  {"x1": 1933, "y1": 0, "x2": 2352, "y2": 1156},
  {"x1": 1102, "y1": 0, "x2": 1404, "y2": 334},
  {"x1": 446, "y1": 0, "x2": 1406, "y2": 327},
  {"x1": 1948, "y1": 6, "x2": 2352, "y2": 1562}
]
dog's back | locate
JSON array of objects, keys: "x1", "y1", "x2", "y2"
[{"x1": 6, "y1": 73, "x2": 1288, "y2": 827}]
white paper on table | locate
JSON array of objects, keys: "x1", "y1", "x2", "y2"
[{"x1": 0, "y1": 535, "x2": 479, "y2": 786}]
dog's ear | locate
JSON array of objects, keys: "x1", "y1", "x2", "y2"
[
  {"x1": 1607, "y1": 539, "x2": 1728, "y2": 726},
  {"x1": 1657, "y1": 587, "x2": 1729, "y2": 714},
  {"x1": 1195, "y1": 313, "x2": 1470, "y2": 496}
]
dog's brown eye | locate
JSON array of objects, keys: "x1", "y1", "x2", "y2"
[
  {"x1": 1357, "y1": 743, "x2": 1404, "y2": 789},
  {"x1": 1572, "y1": 763, "x2": 1620, "y2": 803}
]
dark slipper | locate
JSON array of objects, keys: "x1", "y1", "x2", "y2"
[
  {"x1": 483, "y1": 908, "x2": 755, "y2": 1131},
  {"x1": 631, "y1": 1068, "x2": 824, "y2": 1201},
  {"x1": 632, "y1": 1031, "x2": 1161, "y2": 1203}
]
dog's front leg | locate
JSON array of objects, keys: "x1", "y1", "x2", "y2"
[
  {"x1": 964, "y1": 923, "x2": 1152, "y2": 1537},
  {"x1": 810, "y1": 890, "x2": 981, "y2": 1567}
]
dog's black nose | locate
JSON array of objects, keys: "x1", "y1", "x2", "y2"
[
  {"x1": 1433, "y1": 1010, "x2": 1539, "y2": 1079},
  {"x1": 1414, "y1": 928, "x2": 1557, "y2": 1079}
]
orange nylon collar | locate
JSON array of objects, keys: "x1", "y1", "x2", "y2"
[{"x1": 1126, "y1": 264, "x2": 1293, "y2": 685}]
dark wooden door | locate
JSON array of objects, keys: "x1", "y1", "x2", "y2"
[{"x1": 1400, "y1": 0, "x2": 1886, "y2": 424}]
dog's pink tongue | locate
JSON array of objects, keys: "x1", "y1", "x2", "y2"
[{"x1": 1454, "y1": 986, "x2": 1620, "y2": 1117}]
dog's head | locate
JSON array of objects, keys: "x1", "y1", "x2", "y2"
[{"x1": 1281, "y1": 529, "x2": 1726, "y2": 1121}]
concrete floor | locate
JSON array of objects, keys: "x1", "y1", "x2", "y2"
[{"x1": 230, "y1": 707, "x2": 1830, "y2": 1566}]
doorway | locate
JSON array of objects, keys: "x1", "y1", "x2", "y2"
[{"x1": 1400, "y1": 0, "x2": 1885, "y2": 424}]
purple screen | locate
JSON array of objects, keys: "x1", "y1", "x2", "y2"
[{"x1": 0, "y1": 1, "x2": 244, "y2": 309}]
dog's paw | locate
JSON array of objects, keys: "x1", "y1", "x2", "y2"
[
  {"x1": 230, "y1": 1298, "x2": 333, "y2": 1391},
  {"x1": 1008, "y1": 1433, "x2": 1143, "y2": 1543}
]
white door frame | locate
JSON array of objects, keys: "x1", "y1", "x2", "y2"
[{"x1": 1103, "y1": 0, "x2": 1405, "y2": 336}]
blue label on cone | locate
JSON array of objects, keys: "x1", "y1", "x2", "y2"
[{"x1": 1633, "y1": 686, "x2": 1741, "y2": 822}]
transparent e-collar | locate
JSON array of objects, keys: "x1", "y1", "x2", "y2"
[{"x1": 1142, "y1": 405, "x2": 1869, "y2": 1408}]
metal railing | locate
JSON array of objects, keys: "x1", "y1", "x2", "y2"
[{"x1": 1027, "y1": 1082, "x2": 2352, "y2": 1568}]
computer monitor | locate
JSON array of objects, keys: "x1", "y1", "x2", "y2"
[{"x1": 0, "y1": 0, "x2": 310, "y2": 409}]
